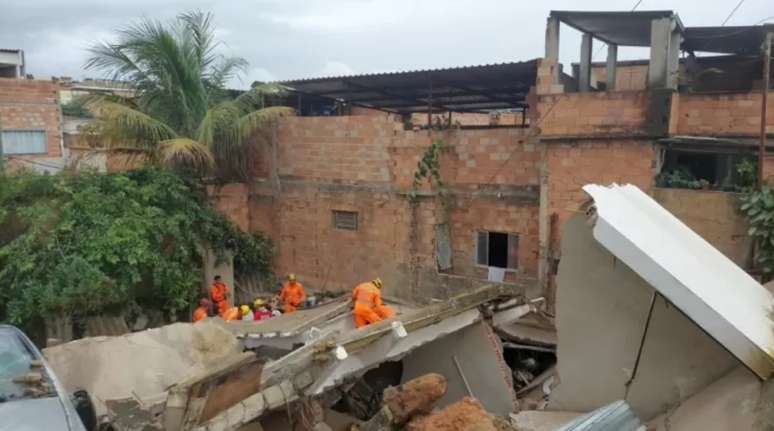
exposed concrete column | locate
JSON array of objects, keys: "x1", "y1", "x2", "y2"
[
  {"x1": 579, "y1": 33, "x2": 593, "y2": 92},
  {"x1": 545, "y1": 17, "x2": 561, "y2": 82},
  {"x1": 606, "y1": 43, "x2": 618, "y2": 90},
  {"x1": 648, "y1": 17, "x2": 673, "y2": 89},
  {"x1": 667, "y1": 28, "x2": 683, "y2": 89}
]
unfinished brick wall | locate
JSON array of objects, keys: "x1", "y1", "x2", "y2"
[
  {"x1": 674, "y1": 92, "x2": 774, "y2": 136},
  {"x1": 545, "y1": 139, "x2": 656, "y2": 230},
  {"x1": 276, "y1": 116, "x2": 393, "y2": 183},
  {"x1": 208, "y1": 183, "x2": 250, "y2": 231},
  {"x1": 238, "y1": 116, "x2": 542, "y2": 300},
  {"x1": 0, "y1": 78, "x2": 62, "y2": 158},
  {"x1": 537, "y1": 91, "x2": 650, "y2": 136},
  {"x1": 591, "y1": 64, "x2": 649, "y2": 91}
]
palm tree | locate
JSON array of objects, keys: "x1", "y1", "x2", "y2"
[{"x1": 84, "y1": 11, "x2": 291, "y2": 180}]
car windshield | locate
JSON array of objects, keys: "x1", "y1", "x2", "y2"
[{"x1": 0, "y1": 327, "x2": 55, "y2": 402}]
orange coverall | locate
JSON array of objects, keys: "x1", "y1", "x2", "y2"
[
  {"x1": 221, "y1": 306, "x2": 241, "y2": 321},
  {"x1": 352, "y1": 282, "x2": 395, "y2": 328},
  {"x1": 280, "y1": 281, "x2": 306, "y2": 313},
  {"x1": 192, "y1": 306, "x2": 208, "y2": 323},
  {"x1": 210, "y1": 281, "x2": 229, "y2": 314}
]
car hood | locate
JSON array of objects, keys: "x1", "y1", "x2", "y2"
[{"x1": 0, "y1": 396, "x2": 84, "y2": 431}]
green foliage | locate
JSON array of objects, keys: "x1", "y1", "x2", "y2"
[
  {"x1": 84, "y1": 11, "x2": 292, "y2": 181},
  {"x1": 655, "y1": 167, "x2": 709, "y2": 190},
  {"x1": 408, "y1": 139, "x2": 445, "y2": 203},
  {"x1": 740, "y1": 186, "x2": 774, "y2": 280},
  {"x1": 0, "y1": 169, "x2": 273, "y2": 328},
  {"x1": 735, "y1": 158, "x2": 757, "y2": 193},
  {"x1": 61, "y1": 97, "x2": 93, "y2": 119}
]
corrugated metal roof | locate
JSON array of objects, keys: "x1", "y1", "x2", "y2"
[
  {"x1": 556, "y1": 400, "x2": 644, "y2": 431},
  {"x1": 683, "y1": 25, "x2": 774, "y2": 55},
  {"x1": 584, "y1": 183, "x2": 774, "y2": 379},
  {"x1": 278, "y1": 60, "x2": 538, "y2": 113}
]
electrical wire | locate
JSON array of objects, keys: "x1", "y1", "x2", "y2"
[{"x1": 721, "y1": 0, "x2": 746, "y2": 26}]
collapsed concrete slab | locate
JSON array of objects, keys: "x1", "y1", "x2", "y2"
[
  {"x1": 43, "y1": 321, "x2": 241, "y2": 427},
  {"x1": 550, "y1": 183, "x2": 774, "y2": 420},
  {"x1": 582, "y1": 183, "x2": 774, "y2": 379},
  {"x1": 166, "y1": 284, "x2": 524, "y2": 431},
  {"x1": 647, "y1": 367, "x2": 766, "y2": 430}
]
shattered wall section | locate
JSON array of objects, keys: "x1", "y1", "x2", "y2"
[
  {"x1": 43, "y1": 321, "x2": 241, "y2": 420},
  {"x1": 401, "y1": 320, "x2": 517, "y2": 417},
  {"x1": 549, "y1": 215, "x2": 737, "y2": 420}
]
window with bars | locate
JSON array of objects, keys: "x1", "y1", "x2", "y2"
[
  {"x1": 476, "y1": 231, "x2": 519, "y2": 270},
  {"x1": 332, "y1": 210, "x2": 358, "y2": 231},
  {"x1": 1, "y1": 130, "x2": 47, "y2": 155}
]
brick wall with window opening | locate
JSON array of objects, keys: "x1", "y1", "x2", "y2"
[
  {"x1": 333, "y1": 210, "x2": 358, "y2": 231},
  {"x1": 476, "y1": 231, "x2": 519, "y2": 270}
]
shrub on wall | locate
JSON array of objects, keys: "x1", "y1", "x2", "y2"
[
  {"x1": 740, "y1": 186, "x2": 774, "y2": 280},
  {"x1": 0, "y1": 168, "x2": 273, "y2": 329}
]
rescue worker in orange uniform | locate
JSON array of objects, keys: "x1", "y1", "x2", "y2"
[
  {"x1": 209, "y1": 275, "x2": 230, "y2": 315},
  {"x1": 192, "y1": 298, "x2": 210, "y2": 323},
  {"x1": 352, "y1": 278, "x2": 395, "y2": 328},
  {"x1": 279, "y1": 274, "x2": 306, "y2": 313}
]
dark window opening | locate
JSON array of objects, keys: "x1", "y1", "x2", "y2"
[
  {"x1": 657, "y1": 148, "x2": 756, "y2": 191},
  {"x1": 332, "y1": 210, "x2": 358, "y2": 231},
  {"x1": 477, "y1": 231, "x2": 519, "y2": 270}
]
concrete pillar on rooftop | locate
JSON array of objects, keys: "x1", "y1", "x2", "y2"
[
  {"x1": 667, "y1": 29, "x2": 683, "y2": 89},
  {"x1": 606, "y1": 43, "x2": 618, "y2": 91},
  {"x1": 579, "y1": 33, "x2": 593, "y2": 92},
  {"x1": 545, "y1": 16, "x2": 561, "y2": 81},
  {"x1": 649, "y1": 17, "x2": 681, "y2": 89}
]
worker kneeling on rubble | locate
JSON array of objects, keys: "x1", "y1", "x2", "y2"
[
  {"x1": 352, "y1": 277, "x2": 395, "y2": 328},
  {"x1": 280, "y1": 273, "x2": 306, "y2": 313}
]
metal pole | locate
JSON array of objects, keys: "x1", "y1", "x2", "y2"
[
  {"x1": 758, "y1": 33, "x2": 771, "y2": 190},
  {"x1": 427, "y1": 75, "x2": 433, "y2": 129},
  {"x1": 0, "y1": 114, "x2": 4, "y2": 174}
]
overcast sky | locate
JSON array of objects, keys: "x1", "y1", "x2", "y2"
[{"x1": 1, "y1": 0, "x2": 772, "y2": 89}]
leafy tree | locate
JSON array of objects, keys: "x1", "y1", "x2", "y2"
[
  {"x1": 0, "y1": 169, "x2": 274, "y2": 329},
  {"x1": 84, "y1": 11, "x2": 291, "y2": 180}
]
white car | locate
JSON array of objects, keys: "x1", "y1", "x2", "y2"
[{"x1": 0, "y1": 325, "x2": 94, "y2": 431}]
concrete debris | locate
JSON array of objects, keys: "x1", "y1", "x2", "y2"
[
  {"x1": 42, "y1": 320, "x2": 240, "y2": 426},
  {"x1": 647, "y1": 367, "x2": 772, "y2": 431}
]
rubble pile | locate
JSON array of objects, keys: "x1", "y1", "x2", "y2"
[{"x1": 43, "y1": 320, "x2": 240, "y2": 423}]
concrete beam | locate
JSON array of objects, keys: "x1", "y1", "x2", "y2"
[
  {"x1": 579, "y1": 33, "x2": 593, "y2": 93},
  {"x1": 606, "y1": 44, "x2": 618, "y2": 91}
]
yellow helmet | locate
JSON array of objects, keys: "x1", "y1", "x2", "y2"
[
  {"x1": 254, "y1": 298, "x2": 266, "y2": 307},
  {"x1": 288, "y1": 273, "x2": 297, "y2": 282},
  {"x1": 372, "y1": 277, "x2": 383, "y2": 289},
  {"x1": 240, "y1": 305, "x2": 251, "y2": 315}
]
